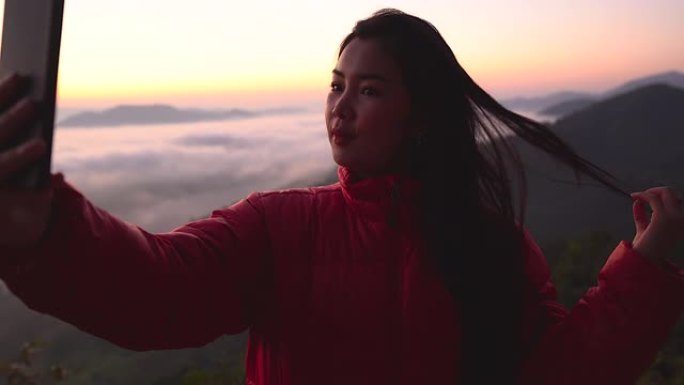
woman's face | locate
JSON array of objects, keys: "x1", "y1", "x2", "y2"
[{"x1": 325, "y1": 38, "x2": 415, "y2": 177}]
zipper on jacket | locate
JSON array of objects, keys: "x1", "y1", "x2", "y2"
[{"x1": 388, "y1": 181, "x2": 400, "y2": 229}]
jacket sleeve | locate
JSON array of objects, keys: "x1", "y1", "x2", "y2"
[
  {"x1": 0, "y1": 174, "x2": 271, "y2": 351},
  {"x1": 519, "y1": 229, "x2": 684, "y2": 385}
]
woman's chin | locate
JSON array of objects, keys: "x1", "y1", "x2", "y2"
[
  {"x1": 331, "y1": 148, "x2": 349, "y2": 165},
  {"x1": 332, "y1": 155, "x2": 353, "y2": 170},
  {"x1": 331, "y1": 148, "x2": 384, "y2": 176},
  {"x1": 333, "y1": 157, "x2": 375, "y2": 178}
]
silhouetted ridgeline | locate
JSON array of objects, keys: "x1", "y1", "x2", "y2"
[
  {"x1": 515, "y1": 84, "x2": 684, "y2": 244},
  {"x1": 531, "y1": 70, "x2": 684, "y2": 118},
  {"x1": 57, "y1": 104, "x2": 304, "y2": 127},
  {"x1": 538, "y1": 97, "x2": 597, "y2": 118},
  {"x1": 604, "y1": 70, "x2": 684, "y2": 98},
  {"x1": 501, "y1": 91, "x2": 593, "y2": 112}
]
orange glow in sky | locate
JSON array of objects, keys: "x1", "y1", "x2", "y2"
[{"x1": 3, "y1": 0, "x2": 682, "y2": 108}]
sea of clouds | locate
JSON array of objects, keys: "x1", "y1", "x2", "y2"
[{"x1": 52, "y1": 110, "x2": 336, "y2": 232}]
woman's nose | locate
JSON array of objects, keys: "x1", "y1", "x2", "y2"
[{"x1": 331, "y1": 94, "x2": 354, "y2": 120}]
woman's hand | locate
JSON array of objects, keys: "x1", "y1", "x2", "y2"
[
  {"x1": 0, "y1": 73, "x2": 53, "y2": 247},
  {"x1": 630, "y1": 187, "x2": 684, "y2": 265}
]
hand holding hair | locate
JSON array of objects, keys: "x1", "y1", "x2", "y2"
[{"x1": 631, "y1": 186, "x2": 684, "y2": 265}]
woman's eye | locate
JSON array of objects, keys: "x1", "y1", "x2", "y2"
[
  {"x1": 330, "y1": 82, "x2": 343, "y2": 92},
  {"x1": 360, "y1": 87, "x2": 379, "y2": 96}
]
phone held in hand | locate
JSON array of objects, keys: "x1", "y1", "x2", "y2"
[{"x1": 0, "y1": 0, "x2": 65, "y2": 189}]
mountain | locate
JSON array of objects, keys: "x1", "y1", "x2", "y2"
[
  {"x1": 603, "y1": 70, "x2": 684, "y2": 98},
  {"x1": 553, "y1": 84, "x2": 684, "y2": 168},
  {"x1": 537, "y1": 70, "x2": 684, "y2": 118},
  {"x1": 537, "y1": 97, "x2": 597, "y2": 117},
  {"x1": 500, "y1": 91, "x2": 594, "y2": 112},
  {"x1": 513, "y1": 84, "x2": 684, "y2": 244},
  {"x1": 56, "y1": 104, "x2": 302, "y2": 128}
]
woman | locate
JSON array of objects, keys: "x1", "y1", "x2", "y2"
[{"x1": 1, "y1": 9, "x2": 683, "y2": 385}]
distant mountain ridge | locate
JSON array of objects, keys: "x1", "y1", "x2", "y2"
[
  {"x1": 57, "y1": 104, "x2": 304, "y2": 127},
  {"x1": 538, "y1": 97, "x2": 598, "y2": 117},
  {"x1": 502, "y1": 70, "x2": 684, "y2": 118},
  {"x1": 603, "y1": 70, "x2": 684, "y2": 98},
  {"x1": 513, "y1": 83, "x2": 684, "y2": 243},
  {"x1": 501, "y1": 91, "x2": 594, "y2": 112}
]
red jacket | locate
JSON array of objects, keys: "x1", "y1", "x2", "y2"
[{"x1": 1, "y1": 166, "x2": 684, "y2": 385}]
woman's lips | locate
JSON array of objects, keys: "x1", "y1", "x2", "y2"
[
  {"x1": 331, "y1": 129, "x2": 355, "y2": 146},
  {"x1": 332, "y1": 133, "x2": 354, "y2": 146}
]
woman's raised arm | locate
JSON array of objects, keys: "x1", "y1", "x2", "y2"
[
  {"x1": 519, "y1": 229, "x2": 684, "y2": 385},
  {"x1": 0, "y1": 74, "x2": 271, "y2": 351}
]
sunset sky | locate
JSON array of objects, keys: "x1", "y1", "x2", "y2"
[{"x1": 3, "y1": 0, "x2": 683, "y2": 108}]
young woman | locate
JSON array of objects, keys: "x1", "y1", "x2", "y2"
[{"x1": 1, "y1": 9, "x2": 683, "y2": 385}]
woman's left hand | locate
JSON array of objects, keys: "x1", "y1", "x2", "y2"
[{"x1": 630, "y1": 187, "x2": 684, "y2": 265}]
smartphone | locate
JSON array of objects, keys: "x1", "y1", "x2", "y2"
[{"x1": 0, "y1": 0, "x2": 65, "y2": 189}]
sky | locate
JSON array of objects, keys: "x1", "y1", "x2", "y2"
[{"x1": 2, "y1": 0, "x2": 683, "y2": 109}]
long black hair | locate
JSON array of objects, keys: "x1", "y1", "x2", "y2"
[{"x1": 340, "y1": 9, "x2": 628, "y2": 385}]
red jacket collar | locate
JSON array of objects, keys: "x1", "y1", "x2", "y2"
[{"x1": 337, "y1": 166, "x2": 420, "y2": 225}]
